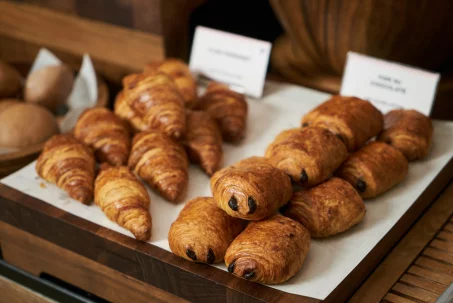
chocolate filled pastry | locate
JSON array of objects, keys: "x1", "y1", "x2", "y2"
[
  {"x1": 185, "y1": 110, "x2": 223, "y2": 176},
  {"x1": 195, "y1": 82, "x2": 247, "y2": 143},
  {"x1": 36, "y1": 134, "x2": 95, "y2": 204},
  {"x1": 283, "y1": 177, "x2": 366, "y2": 237},
  {"x1": 95, "y1": 165, "x2": 152, "y2": 241},
  {"x1": 128, "y1": 131, "x2": 188, "y2": 202},
  {"x1": 336, "y1": 141, "x2": 408, "y2": 198},
  {"x1": 377, "y1": 109, "x2": 433, "y2": 161},
  {"x1": 74, "y1": 108, "x2": 130, "y2": 166},
  {"x1": 301, "y1": 96, "x2": 383, "y2": 151},
  {"x1": 211, "y1": 156, "x2": 292, "y2": 220},
  {"x1": 265, "y1": 127, "x2": 348, "y2": 187},
  {"x1": 225, "y1": 214, "x2": 311, "y2": 284},
  {"x1": 145, "y1": 59, "x2": 197, "y2": 108},
  {"x1": 168, "y1": 197, "x2": 246, "y2": 264},
  {"x1": 114, "y1": 90, "x2": 149, "y2": 133},
  {"x1": 122, "y1": 71, "x2": 186, "y2": 140}
]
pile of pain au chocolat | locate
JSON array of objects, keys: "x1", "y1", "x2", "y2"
[{"x1": 34, "y1": 58, "x2": 433, "y2": 285}]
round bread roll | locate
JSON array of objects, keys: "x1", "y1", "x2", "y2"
[
  {"x1": 24, "y1": 65, "x2": 74, "y2": 113},
  {"x1": 0, "y1": 60, "x2": 22, "y2": 98},
  {"x1": 0, "y1": 99, "x2": 21, "y2": 114},
  {"x1": 0, "y1": 103, "x2": 59, "y2": 148}
]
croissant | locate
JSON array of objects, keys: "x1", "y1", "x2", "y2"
[
  {"x1": 145, "y1": 59, "x2": 197, "y2": 108},
  {"x1": 301, "y1": 96, "x2": 383, "y2": 151},
  {"x1": 225, "y1": 214, "x2": 310, "y2": 284},
  {"x1": 282, "y1": 177, "x2": 366, "y2": 237},
  {"x1": 114, "y1": 90, "x2": 149, "y2": 133},
  {"x1": 36, "y1": 134, "x2": 95, "y2": 204},
  {"x1": 128, "y1": 131, "x2": 188, "y2": 202},
  {"x1": 168, "y1": 197, "x2": 246, "y2": 264},
  {"x1": 336, "y1": 141, "x2": 408, "y2": 198},
  {"x1": 185, "y1": 110, "x2": 223, "y2": 176},
  {"x1": 74, "y1": 108, "x2": 130, "y2": 166},
  {"x1": 95, "y1": 165, "x2": 152, "y2": 241},
  {"x1": 195, "y1": 82, "x2": 247, "y2": 143},
  {"x1": 122, "y1": 71, "x2": 186, "y2": 140},
  {"x1": 211, "y1": 156, "x2": 292, "y2": 220},
  {"x1": 265, "y1": 127, "x2": 348, "y2": 187},
  {"x1": 377, "y1": 109, "x2": 433, "y2": 161}
]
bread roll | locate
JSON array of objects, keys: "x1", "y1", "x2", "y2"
[{"x1": 0, "y1": 60, "x2": 22, "y2": 99}]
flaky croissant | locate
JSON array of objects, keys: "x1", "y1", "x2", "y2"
[
  {"x1": 302, "y1": 96, "x2": 383, "y2": 151},
  {"x1": 377, "y1": 109, "x2": 433, "y2": 161},
  {"x1": 168, "y1": 197, "x2": 246, "y2": 264},
  {"x1": 36, "y1": 134, "x2": 95, "y2": 204},
  {"x1": 95, "y1": 165, "x2": 152, "y2": 241},
  {"x1": 114, "y1": 90, "x2": 149, "y2": 133},
  {"x1": 265, "y1": 127, "x2": 348, "y2": 187},
  {"x1": 122, "y1": 71, "x2": 186, "y2": 140},
  {"x1": 283, "y1": 177, "x2": 366, "y2": 237},
  {"x1": 211, "y1": 156, "x2": 292, "y2": 220},
  {"x1": 225, "y1": 214, "x2": 310, "y2": 284},
  {"x1": 336, "y1": 141, "x2": 408, "y2": 198},
  {"x1": 185, "y1": 110, "x2": 223, "y2": 176},
  {"x1": 128, "y1": 131, "x2": 189, "y2": 202},
  {"x1": 74, "y1": 108, "x2": 130, "y2": 166},
  {"x1": 195, "y1": 82, "x2": 247, "y2": 143},
  {"x1": 145, "y1": 59, "x2": 197, "y2": 108}
]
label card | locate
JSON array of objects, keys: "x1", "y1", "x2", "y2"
[
  {"x1": 340, "y1": 52, "x2": 440, "y2": 115},
  {"x1": 189, "y1": 26, "x2": 271, "y2": 98}
]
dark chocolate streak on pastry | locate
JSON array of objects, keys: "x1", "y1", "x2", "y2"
[
  {"x1": 247, "y1": 197, "x2": 257, "y2": 214},
  {"x1": 356, "y1": 179, "x2": 367, "y2": 193},
  {"x1": 300, "y1": 169, "x2": 308, "y2": 184},
  {"x1": 228, "y1": 260, "x2": 236, "y2": 273},
  {"x1": 228, "y1": 196, "x2": 239, "y2": 211},
  {"x1": 335, "y1": 133, "x2": 345, "y2": 143},
  {"x1": 207, "y1": 248, "x2": 215, "y2": 264},
  {"x1": 302, "y1": 122, "x2": 309, "y2": 127},
  {"x1": 186, "y1": 249, "x2": 197, "y2": 261},
  {"x1": 243, "y1": 270, "x2": 255, "y2": 279}
]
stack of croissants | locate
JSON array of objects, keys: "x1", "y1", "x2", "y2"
[{"x1": 35, "y1": 59, "x2": 433, "y2": 286}]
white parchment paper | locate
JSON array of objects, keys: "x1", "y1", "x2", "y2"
[{"x1": 2, "y1": 81, "x2": 453, "y2": 300}]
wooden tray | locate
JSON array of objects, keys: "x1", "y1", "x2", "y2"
[
  {"x1": 0, "y1": 156, "x2": 452, "y2": 303},
  {"x1": 0, "y1": 62, "x2": 109, "y2": 178}
]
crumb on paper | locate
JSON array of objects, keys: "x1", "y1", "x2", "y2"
[{"x1": 40, "y1": 182, "x2": 47, "y2": 189}]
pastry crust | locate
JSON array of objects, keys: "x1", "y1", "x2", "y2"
[
  {"x1": 36, "y1": 134, "x2": 95, "y2": 204},
  {"x1": 301, "y1": 96, "x2": 383, "y2": 151},
  {"x1": 95, "y1": 165, "x2": 152, "y2": 241},
  {"x1": 336, "y1": 141, "x2": 408, "y2": 198},
  {"x1": 283, "y1": 177, "x2": 366, "y2": 237},
  {"x1": 211, "y1": 156, "x2": 292, "y2": 220},
  {"x1": 377, "y1": 109, "x2": 433, "y2": 161},
  {"x1": 114, "y1": 90, "x2": 149, "y2": 133},
  {"x1": 185, "y1": 110, "x2": 223, "y2": 176},
  {"x1": 74, "y1": 107, "x2": 130, "y2": 166},
  {"x1": 265, "y1": 127, "x2": 348, "y2": 187},
  {"x1": 122, "y1": 71, "x2": 186, "y2": 140},
  {"x1": 224, "y1": 214, "x2": 311, "y2": 284},
  {"x1": 195, "y1": 82, "x2": 247, "y2": 143},
  {"x1": 128, "y1": 131, "x2": 189, "y2": 202},
  {"x1": 168, "y1": 197, "x2": 246, "y2": 264},
  {"x1": 145, "y1": 59, "x2": 197, "y2": 108}
]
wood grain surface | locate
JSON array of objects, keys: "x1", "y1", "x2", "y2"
[{"x1": 0, "y1": 276, "x2": 56, "y2": 303}]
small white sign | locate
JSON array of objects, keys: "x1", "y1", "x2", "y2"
[
  {"x1": 341, "y1": 52, "x2": 440, "y2": 115},
  {"x1": 189, "y1": 26, "x2": 271, "y2": 98}
]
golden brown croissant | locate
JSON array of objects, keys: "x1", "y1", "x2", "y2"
[
  {"x1": 283, "y1": 177, "x2": 366, "y2": 237},
  {"x1": 168, "y1": 197, "x2": 246, "y2": 264},
  {"x1": 185, "y1": 110, "x2": 223, "y2": 176},
  {"x1": 122, "y1": 71, "x2": 186, "y2": 140},
  {"x1": 195, "y1": 82, "x2": 247, "y2": 143},
  {"x1": 145, "y1": 59, "x2": 197, "y2": 108},
  {"x1": 74, "y1": 108, "x2": 130, "y2": 166},
  {"x1": 265, "y1": 126, "x2": 348, "y2": 187},
  {"x1": 95, "y1": 165, "x2": 152, "y2": 241},
  {"x1": 301, "y1": 96, "x2": 383, "y2": 151},
  {"x1": 211, "y1": 156, "x2": 292, "y2": 220},
  {"x1": 36, "y1": 134, "x2": 95, "y2": 204},
  {"x1": 225, "y1": 214, "x2": 310, "y2": 284},
  {"x1": 377, "y1": 109, "x2": 433, "y2": 161},
  {"x1": 114, "y1": 90, "x2": 149, "y2": 133},
  {"x1": 128, "y1": 131, "x2": 188, "y2": 202},
  {"x1": 336, "y1": 141, "x2": 408, "y2": 198}
]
